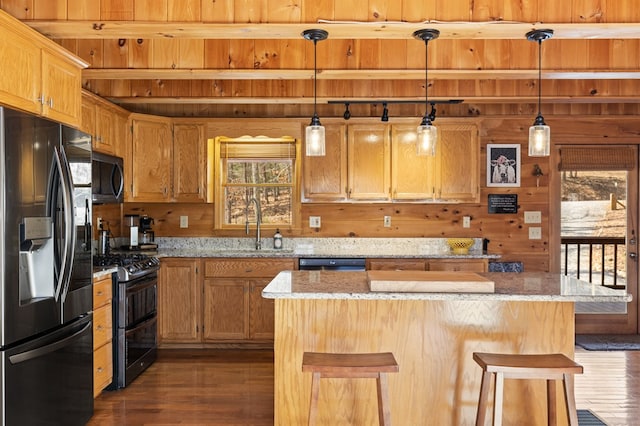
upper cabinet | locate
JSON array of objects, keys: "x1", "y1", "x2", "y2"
[
  {"x1": 81, "y1": 91, "x2": 129, "y2": 156},
  {"x1": 0, "y1": 10, "x2": 87, "y2": 127},
  {"x1": 127, "y1": 116, "x2": 210, "y2": 203},
  {"x1": 302, "y1": 120, "x2": 479, "y2": 203}
]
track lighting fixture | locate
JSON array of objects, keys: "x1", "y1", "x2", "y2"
[
  {"x1": 303, "y1": 28, "x2": 329, "y2": 156},
  {"x1": 381, "y1": 103, "x2": 389, "y2": 122},
  {"x1": 526, "y1": 29, "x2": 553, "y2": 157},
  {"x1": 343, "y1": 103, "x2": 351, "y2": 120},
  {"x1": 413, "y1": 29, "x2": 440, "y2": 157}
]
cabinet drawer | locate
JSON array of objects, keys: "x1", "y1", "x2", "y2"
[
  {"x1": 204, "y1": 258, "x2": 295, "y2": 278},
  {"x1": 93, "y1": 304, "x2": 112, "y2": 350},
  {"x1": 428, "y1": 259, "x2": 487, "y2": 272},
  {"x1": 93, "y1": 341, "x2": 113, "y2": 398},
  {"x1": 93, "y1": 275, "x2": 113, "y2": 308},
  {"x1": 368, "y1": 259, "x2": 427, "y2": 271}
]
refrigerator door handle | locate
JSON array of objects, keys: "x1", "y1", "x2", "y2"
[
  {"x1": 8, "y1": 319, "x2": 92, "y2": 365},
  {"x1": 58, "y1": 146, "x2": 76, "y2": 302}
]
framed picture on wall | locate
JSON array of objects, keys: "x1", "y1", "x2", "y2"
[{"x1": 487, "y1": 144, "x2": 521, "y2": 187}]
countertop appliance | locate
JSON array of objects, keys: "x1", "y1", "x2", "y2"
[
  {"x1": 94, "y1": 253, "x2": 159, "y2": 389},
  {"x1": 138, "y1": 215, "x2": 157, "y2": 248},
  {"x1": 298, "y1": 258, "x2": 366, "y2": 271},
  {"x1": 0, "y1": 107, "x2": 94, "y2": 425}
]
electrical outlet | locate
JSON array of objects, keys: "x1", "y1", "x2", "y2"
[
  {"x1": 529, "y1": 227, "x2": 542, "y2": 240},
  {"x1": 383, "y1": 216, "x2": 391, "y2": 227},
  {"x1": 462, "y1": 216, "x2": 471, "y2": 228},
  {"x1": 97, "y1": 217, "x2": 103, "y2": 229},
  {"x1": 524, "y1": 211, "x2": 542, "y2": 224},
  {"x1": 180, "y1": 215, "x2": 189, "y2": 228},
  {"x1": 309, "y1": 216, "x2": 321, "y2": 228}
]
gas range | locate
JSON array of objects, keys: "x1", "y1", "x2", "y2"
[{"x1": 93, "y1": 253, "x2": 160, "y2": 282}]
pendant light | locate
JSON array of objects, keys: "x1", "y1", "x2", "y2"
[
  {"x1": 413, "y1": 29, "x2": 440, "y2": 156},
  {"x1": 303, "y1": 29, "x2": 329, "y2": 156},
  {"x1": 526, "y1": 29, "x2": 554, "y2": 157}
]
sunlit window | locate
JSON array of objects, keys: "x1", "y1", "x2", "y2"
[{"x1": 215, "y1": 136, "x2": 300, "y2": 229}]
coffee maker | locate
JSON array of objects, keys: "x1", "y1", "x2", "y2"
[
  {"x1": 124, "y1": 214, "x2": 139, "y2": 249},
  {"x1": 139, "y1": 216, "x2": 156, "y2": 248}
]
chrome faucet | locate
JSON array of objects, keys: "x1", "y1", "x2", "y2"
[{"x1": 245, "y1": 197, "x2": 262, "y2": 250}]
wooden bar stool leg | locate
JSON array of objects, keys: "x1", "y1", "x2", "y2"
[
  {"x1": 493, "y1": 372, "x2": 504, "y2": 426},
  {"x1": 376, "y1": 373, "x2": 392, "y2": 426},
  {"x1": 308, "y1": 371, "x2": 321, "y2": 426},
  {"x1": 547, "y1": 379, "x2": 557, "y2": 426},
  {"x1": 563, "y1": 373, "x2": 580, "y2": 426},
  {"x1": 475, "y1": 370, "x2": 491, "y2": 426}
]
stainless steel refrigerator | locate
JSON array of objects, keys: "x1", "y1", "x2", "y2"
[{"x1": 0, "y1": 107, "x2": 94, "y2": 425}]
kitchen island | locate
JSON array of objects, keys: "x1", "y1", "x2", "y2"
[{"x1": 263, "y1": 271, "x2": 630, "y2": 425}]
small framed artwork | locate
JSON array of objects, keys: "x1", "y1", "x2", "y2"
[{"x1": 487, "y1": 144, "x2": 521, "y2": 187}]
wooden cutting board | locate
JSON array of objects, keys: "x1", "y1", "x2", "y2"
[{"x1": 367, "y1": 271, "x2": 495, "y2": 293}]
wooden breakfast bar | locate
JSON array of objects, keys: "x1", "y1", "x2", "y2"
[{"x1": 263, "y1": 271, "x2": 631, "y2": 426}]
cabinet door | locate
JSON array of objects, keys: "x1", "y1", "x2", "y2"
[
  {"x1": 80, "y1": 95, "x2": 96, "y2": 137},
  {"x1": 428, "y1": 259, "x2": 487, "y2": 272},
  {"x1": 435, "y1": 124, "x2": 479, "y2": 202},
  {"x1": 0, "y1": 23, "x2": 41, "y2": 114},
  {"x1": 348, "y1": 124, "x2": 391, "y2": 200},
  {"x1": 203, "y1": 278, "x2": 249, "y2": 341},
  {"x1": 131, "y1": 116, "x2": 173, "y2": 202},
  {"x1": 391, "y1": 125, "x2": 435, "y2": 200},
  {"x1": 173, "y1": 123, "x2": 207, "y2": 202},
  {"x1": 159, "y1": 259, "x2": 201, "y2": 343},
  {"x1": 41, "y1": 49, "x2": 82, "y2": 127},
  {"x1": 302, "y1": 123, "x2": 348, "y2": 201},
  {"x1": 94, "y1": 103, "x2": 116, "y2": 155},
  {"x1": 249, "y1": 279, "x2": 274, "y2": 340}
]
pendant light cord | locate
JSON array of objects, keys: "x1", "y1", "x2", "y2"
[
  {"x1": 313, "y1": 39, "x2": 318, "y2": 118},
  {"x1": 537, "y1": 38, "x2": 542, "y2": 117},
  {"x1": 424, "y1": 39, "x2": 429, "y2": 119}
]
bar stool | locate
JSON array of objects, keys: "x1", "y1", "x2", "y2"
[
  {"x1": 473, "y1": 352, "x2": 583, "y2": 426},
  {"x1": 302, "y1": 352, "x2": 399, "y2": 426}
]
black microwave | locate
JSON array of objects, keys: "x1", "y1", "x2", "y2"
[{"x1": 92, "y1": 152, "x2": 124, "y2": 204}]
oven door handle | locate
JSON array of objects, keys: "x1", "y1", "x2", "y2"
[
  {"x1": 126, "y1": 315, "x2": 157, "y2": 335},
  {"x1": 125, "y1": 277, "x2": 157, "y2": 295}
]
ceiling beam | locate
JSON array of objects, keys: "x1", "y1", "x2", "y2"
[
  {"x1": 108, "y1": 96, "x2": 640, "y2": 105},
  {"x1": 83, "y1": 68, "x2": 640, "y2": 81},
  {"x1": 28, "y1": 21, "x2": 640, "y2": 40}
]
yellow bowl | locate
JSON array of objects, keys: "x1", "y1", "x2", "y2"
[{"x1": 446, "y1": 238, "x2": 475, "y2": 255}]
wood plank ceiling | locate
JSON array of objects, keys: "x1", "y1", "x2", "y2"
[{"x1": 5, "y1": 0, "x2": 640, "y2": 118}]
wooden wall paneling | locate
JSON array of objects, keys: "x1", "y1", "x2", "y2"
[
  {"x1": 588, "y1": 39, "x2": 610, "y2": 69},
  {"x1": 125, "y1": 203, "x2": 214, "y2": 236},
  {"x1": 435, "y1": 0, "x2": 472, "y2": 20},
  {"x1": 267, "y1": 0, "x2": 302, "y2": 23},
  {"x1": 234, "y1": 0, "x2": 264, "y2": 23},
  {"x1": 179, "y1": 39, "x2": 204, "y2": 69},
  {"x1": 201, "y1": 0, "x2": 233, "y2": 22},
  {"x1": 129, "y1": 38, "x2": 150, "y2": 68},
  {"x1": 109, "y1": 79, "x2": 132, "y2": 97},
  {"x1": 204, "y1": 40, "x2": 231, "y2": 68},
  {"x1": 93, "y1": 203, "x2": 123, "y2": 238},
  {"x1": 358, "y1": 39, "x2": 380, "y2": 69},
  {"x1": 379, "y1": 40, "x2": 408, "y2": 69},
  {"x1": 66, "y1": 0, "x2": 99, "y2": 19},
  {"x1": 134, "y1": 0, "x2": 167, "y2": 20},
  {"x1": 302, "y1": 0, "x2": 334, "y2": 21},
  {"x1": 470, "y1": 0, "x2": 537, "y2": 22},
  {"x1": 401, "y1": 0, "x2": 436, "y2": 21},
  {"x1": 538, "y1": 1, "x2": 570, "y2": 23},
  {"x1": 334, "y1": 0, "x2": 368, "y2": 20},
  {"x1": 611, "y1": 40, "x2": 640, "y2": 69},
  {"x1": 606, "y1": 0, "x2": 640, "y2": 21},
  {"x1": 1, "y1": 0, "x2": 34, "y2": 19},
  {"x1": 152, "y1": 38, "x2": 179, "y2": 68},
  {"x1": 76, "y1": 39, "x2": 103, "y2": 68},
  {"x1": 32, "y1": 0, "x2": 64, "y2": 19},
  {"x1": 228, "y1": 39, "x2": 254, "y2": 68},
  {"x1": 369, "y1": 0, "x2": 403, "y2": 21},
  {"x1": 103, "y1": 39, "x2": 128, "y2": 68},
  {"x1": 130, "y1": 79, "x2": 153, "y2": 97},
  {"x1": 167, "y1": 0, "x2": 200, "y2": 21},
  {"x1": 100, "y1": 0, "x2": 134, "y2": 20},
  {"x1": 572, "y1": 0, "x2": 605, "y2": 23}
]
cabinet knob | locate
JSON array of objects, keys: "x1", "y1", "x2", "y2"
[
  {"x1": 97, "y1": 367, "x2": 103, "y2": 373},
  {"x1": 48, "y1": 98, "x2": 54, "y2": 108}
]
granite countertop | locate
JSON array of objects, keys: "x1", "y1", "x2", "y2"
[
  {"x1": 93, "y1": 266, "x2": 118, "y2": 279},
  {"x1": 262, "y1": 270, "x2": 632, "y2": 303},
  {"x1": 153, "y1": 237, "x2": 500, "y2": 260}
]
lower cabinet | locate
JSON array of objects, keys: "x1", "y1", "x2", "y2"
[
  {"x1": 158, "y1": 257, "x2": 294, "y2": 346},
  {"x1": 93, "y1": 274, "x2": 113, "y2": 398},
  {"x1": 428, "y1": 258, "x2": 488, "y2": 272}
]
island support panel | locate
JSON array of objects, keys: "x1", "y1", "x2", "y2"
[{"x1": 274, "y1": 298, "x2": 575, "y2": 425}]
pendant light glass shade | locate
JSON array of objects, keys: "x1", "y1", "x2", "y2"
[
  {"x1": 413, "y1": 29, "x2": 440, "y2": 157},
  {"x1": 303, "y1": 29, "x2": 328, "y2": 156},
  {"x1": 526, "y1": 29, "x2": 553, "y2": 157}
]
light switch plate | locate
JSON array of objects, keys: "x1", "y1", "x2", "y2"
[
  {"x1": 180, "y1": 215, "x2": 188, "y2": 228},
  {"x1": 383, "y1": 216, "x2": 391, "y2": 227},
  {"x1": 529, "y1": 227, "x2": 542, "y2": 239},
  {"x1": 524, "y1": 211, "x2": 542, "y2": 224},
  {"x1": 462, "y1": 216, "x2": 471, "y2": 228}
]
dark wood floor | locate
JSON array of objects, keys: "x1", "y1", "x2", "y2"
[{"x1": 88, "y1": 348, "x2": 638, "y2": 425}]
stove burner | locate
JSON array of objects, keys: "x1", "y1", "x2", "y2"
[{"x1": 94, "y1": 253, "x2": 160, "y2": 282}]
